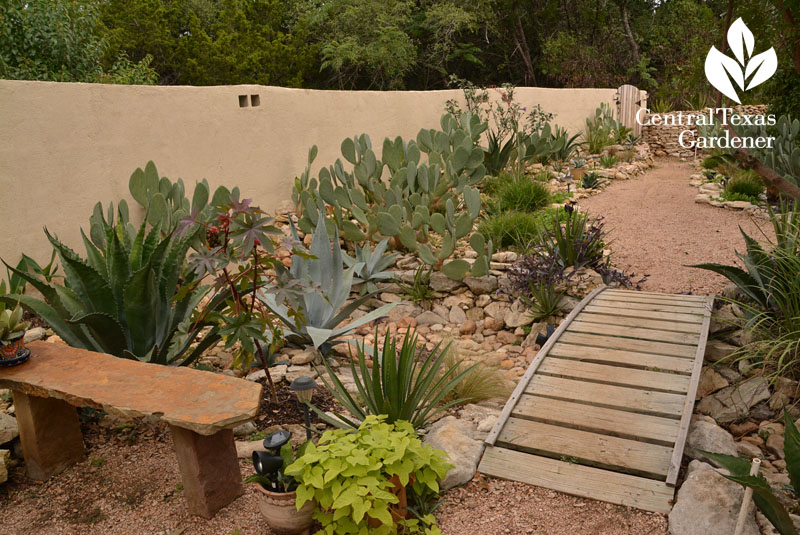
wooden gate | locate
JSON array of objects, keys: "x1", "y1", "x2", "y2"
[{"x1": 616, "y1": 84, "x2": 647, "y2": 137}]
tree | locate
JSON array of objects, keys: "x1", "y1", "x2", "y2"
[
  {"x1": 0, "y1": 0, "x2": 156, "y2": 83},
  {"x1": 99, "y1": 0, "x2": 317, "y2": 86}
]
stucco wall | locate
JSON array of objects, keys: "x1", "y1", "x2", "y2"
[{"x1": 0, "y1": 80, "x2": 616, "y2": 267}]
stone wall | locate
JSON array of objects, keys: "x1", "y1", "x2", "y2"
[{"x1": 642, "y1": 105, "x2": 768, "y2": 159}]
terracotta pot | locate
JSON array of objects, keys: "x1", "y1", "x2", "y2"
[
  {"x1": 0, "y1": 332, "x2": 25, "y2": 359},
  {"x1": 255, "y1": 485, "x2": 315, "y2": 535},
  {"x1": 367, "y1": 474, "x2": 411, "y2": 528},
  {"x1": 572, "y1": 167, "x2": 586, "y2": 180}
]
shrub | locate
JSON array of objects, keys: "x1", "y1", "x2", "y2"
[
  {"x1": 496, "y1": 175, "x2": 551, "y2": 213},
  {"x1": 583, "y1": 104, "x2": 616, "y2": 154},
  {"x1": 538, "y1": 210, "x2": 607, "y2": 269},
  {"x1": 285, "y1": 416, "x2": 451, "y2": 535},
  {"x1": 704, "y1": 411, "x2": 800, "y2": 535},
  {"x1": 692, "y1": 201, "x2": 800, "y2": 377},
  {"x1": 440, "y1": 347, "x2": 513, "y2": 405},
  {"x1": 599, "y1": 154, "x2": 619, "y2": 168},
  {"x1": 478, "y1": 208, "x2": 567, "y2": 251},
  {"x1": 397, "y1": 265, "x2": 435, "y2": 305},
  {"x1": 535, "y1": 170, "x2": 554, "y2": 182},
  {"x1": 314, "y1": 330, "x2": 476, "y2": 429},
  {"x1": 726, "y1": 170, "x2": 765, "y2": 198}
]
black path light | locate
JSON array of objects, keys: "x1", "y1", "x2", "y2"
[
  {"x1": 252, "y1": 430, "x2": 291, "y2": 489},
  {"x1": 290, "y1": 376, "x2": 316, "y2": 440}
]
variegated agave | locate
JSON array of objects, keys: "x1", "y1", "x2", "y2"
[
  {"x1": 259, "y1": 213, "x2": 396, "y2": 355},
  {"x1": 343, "y1": 237, "x2": 397, "y2": 295}
]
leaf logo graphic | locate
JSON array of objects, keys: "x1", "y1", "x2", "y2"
[{"x1": 704, "y1": 18, "x2": 778, "y2": 104}]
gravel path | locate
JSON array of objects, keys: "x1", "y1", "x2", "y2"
[
  {"x1": 579, "y1": 158, "x2": 773, "y2": 295},
  {"x1": 0, "y1": 423, "x2": 668, "y2": 535}
]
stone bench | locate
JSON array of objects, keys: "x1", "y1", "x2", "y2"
[{"x1": 0, "y1": 341, "x2": 262, "y2": 518}]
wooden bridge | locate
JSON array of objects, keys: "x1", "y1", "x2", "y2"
[{"x1": 479, "y1": 286, "x2": 713, "y2": 513}]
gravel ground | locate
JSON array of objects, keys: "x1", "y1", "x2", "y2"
[
  {"x1": 0, "y1": 423, "x2": 668, "y2": 535},
  {"x1": 579, "y1": 158, "x2": 774, "y2": 295}
]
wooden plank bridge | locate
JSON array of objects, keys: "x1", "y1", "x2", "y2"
[{"x1": 478, "y1": 286, "x2": 714, "y2": 514}]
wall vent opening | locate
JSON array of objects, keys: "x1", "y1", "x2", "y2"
[{"x1": 238, "y1": 95, "x2": 249, "y2": 107}]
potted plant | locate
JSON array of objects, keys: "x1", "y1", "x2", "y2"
[
  {"x1": 0, "y1": 304, "x2": 31, "y2": 366},
  {"x1": 571, "y1": 158, "x2": 587, "y2": 180},
  {"x1": 246, "y1": 430, "x2": 316, "y2": 535},
  {"x1": 285, "y1": 415, "x2": 452, "y2": 535}
]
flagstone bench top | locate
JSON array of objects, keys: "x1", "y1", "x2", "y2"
[{"x1": 0, "y1": 341, "x2": 262, "y2": 436}]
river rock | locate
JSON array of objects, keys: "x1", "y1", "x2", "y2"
[
  {"x1": 423, "y1": 416, "x2": 484, "y2": 491},
  {"x1": 696, "y1": 377, "x2": 771, "y2": 424},
  {"x1": 669, "y1": 460, "x2": 758, "y2": 535}
]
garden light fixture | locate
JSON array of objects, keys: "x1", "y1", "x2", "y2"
[{"x1": 290, "y1": 376, "x2": 316, "y2": 439}]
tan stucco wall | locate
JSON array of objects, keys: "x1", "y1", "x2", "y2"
[{"x1": 0, "y1": 80, "x2": 616, "y2": 268}]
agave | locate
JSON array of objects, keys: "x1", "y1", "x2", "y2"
[
  {"x1": 259, "y1": 212, "x2": 396, "y2": 354},
  {"x1": 343, "y1": 238, "x2": 397, "y2": 295},
  {"x1": 0, "y1": 215, "x2": 219, "y2": 365}
]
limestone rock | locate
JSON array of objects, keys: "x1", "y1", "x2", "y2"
[
  {"x1": 464, "y1": 275, "x2": 498, "y2": 295},
  {"x1": 285, "y1": 365, "x2": 319, "y2": 384},
  {"x1": 23, "y1": 327, "x2": 46, "y2": 343},
  {"x1": 246, "y1": 364, "x2": 287, "y2": 384},
  {"x1": 0, "y1": 449, "x2": 9, "y2": 484},
  {"x1": 736, "y1": 440, "x2": 763, "y2": 459},
  {"x1": 235, "y1": 440, "x2": 265, "y2": 459},
  {"x1": 705, "y1": 340, "x2": 738, "y2": 363},
  {"x1": 521, "y1": 323, "x2": 549, "y2": 349},
  {"x1": 696, "y1": 367, "x2": 729, "y2": 399},
  {"x1": 430, "y1": 272, "x2": 463, "y2": 293},
  {"x1": 290, "y1": 349, "x2": 321, "y2": 366},
  {"x1": 0, "y1": 412, "x2": 19, "y2": 445},
  {"x1": 483, "y1": 301, "x2": 509, "y2": 320},
  {"x1": 233, "y1": 421, "x2": 257, "y2": 436},
  {"x1": 696, "y1": 377, "x2": 771, "y2": 424},
  {"x1": 686, "y1": 416, "x2": 737, "y2": 466},
  {"x1": 423, "y1": 416, "x2": 484, "y2": 491},
  {"x1": 449, "y1": 306, "x2": 467, "y2": 325},
  {"x1": 503, "y1": 300, "x2": 534, "y2": 328},
  {"x1": 669, "y1": 460, "x2": 758, "y2": 535},
  {"x1": 415, "y1": 311, "x2": 447, "y2": 326}
]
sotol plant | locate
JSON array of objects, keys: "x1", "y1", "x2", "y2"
[{"x1": 293, "y1": 113, "x2": 493, "y2": 280}]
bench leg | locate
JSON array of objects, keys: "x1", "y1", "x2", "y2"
[
  {"x1": 170, "y1": 425, "x2": 243, "y2": 518},
  {"x1": 13, "y1": 390, "x2": 85, "y2": 480}
]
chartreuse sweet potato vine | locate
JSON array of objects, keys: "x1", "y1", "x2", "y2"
[{"x1": 285, "y1": 416, "x2": 452, "y2": 535}]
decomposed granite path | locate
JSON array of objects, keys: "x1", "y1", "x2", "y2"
[{"x1": 578, "y1": 158, "x2": 774, "y2": 295}]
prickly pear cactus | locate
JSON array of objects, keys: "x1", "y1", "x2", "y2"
[
  {"x1": 294, "y1": 113, "x2": 493, "y2": 280},
  {"x1": 128, "y1": 161, "x2": 237, "y2": 235}
]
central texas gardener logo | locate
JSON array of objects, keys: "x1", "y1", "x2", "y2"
[{"x1": 704, "y1": 18, "x2": 777, "y2": 104}]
